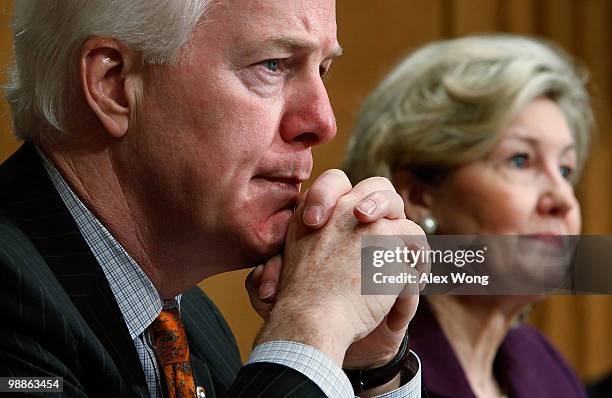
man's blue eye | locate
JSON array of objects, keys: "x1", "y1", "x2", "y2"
[
  {"x1": 265, "y1": 59, "x2": 280, "y2": 72},
  {"x1": 560, "y1": 166, "x2": 573, "y2": 179},
  {"x1": 509, "y1": 154, "x2": 529, "y2": 168}
]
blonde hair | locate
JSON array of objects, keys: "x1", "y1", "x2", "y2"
[{"x1": 344, "y1": 34, "x2": 593, "y2": 185}]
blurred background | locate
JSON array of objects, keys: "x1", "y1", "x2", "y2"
[{"x1": 1, "y1": 0, "x2": 610, "y2": 386}]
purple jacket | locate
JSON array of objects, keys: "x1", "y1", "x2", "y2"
[{"x1": 410, "y1": 300, "x2": 587, "y2": 398}]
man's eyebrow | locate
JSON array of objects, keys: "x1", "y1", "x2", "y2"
[{"x1": 255, "y1": 35, "x2": 343, "y2": 58}]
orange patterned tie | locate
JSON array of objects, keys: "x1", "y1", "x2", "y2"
[{"x1": 150, "y1": 305, "x2": 199, "y2": 398}]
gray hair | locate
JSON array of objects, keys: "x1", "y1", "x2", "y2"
[
  {"x1": 344, "y1": 34, "x2": 593, "y2": 185},
  {"x1": 6, "y1": 0, "x2": 213, "y2": 143}
]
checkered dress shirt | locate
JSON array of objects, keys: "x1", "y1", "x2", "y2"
[{"x1": 39, "y1": 148, "x2": 420, "y2": 398}]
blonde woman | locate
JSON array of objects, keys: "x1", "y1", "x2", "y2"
[{"x1": 344, "y1": 35, "x2": 592, "y2": 398}]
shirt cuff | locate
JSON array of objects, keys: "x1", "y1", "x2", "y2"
[
  {"x1": 248, "y1": 341, "x2": 421, "y2": 398},
  {"x1": 248, "y1": 341, "x2": 354, "y2": 397},
  {"x1": 375, "y1": 351, "x2": 421, "y2": 398}
]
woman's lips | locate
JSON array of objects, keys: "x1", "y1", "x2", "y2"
[{"x1": 524, "y1": 233, "x2": 566, "y2": 249}]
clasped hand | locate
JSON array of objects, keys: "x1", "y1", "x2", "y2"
[{"x1": 247, "y1": 170, "x2": 429, "y2": 369}]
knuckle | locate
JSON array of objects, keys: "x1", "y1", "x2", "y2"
[
  {"x1": 384, "y1": 191, "x2": 405, "y2": 215},
  {"x1": 391, "y1": 191, "x2": 404, "y2": 205},
  {"x1": 310, "y1": 170, "x2": 352, "y2": 203},
  {"x1": 322, "y1": 169, "x2": 351, "y2": 185},
  {"x1": 363, "y1": 176, "x2": 395, "y2": 192}
]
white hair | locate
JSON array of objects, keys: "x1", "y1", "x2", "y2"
[
  {"x1": 6, "y1": 0, "x2": 213, "y2": 143},
  {"x1": 344, "y1": 34, "x2": 594, "y2": 185}
]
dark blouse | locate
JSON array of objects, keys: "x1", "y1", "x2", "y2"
[{"x1": 410, "y1": 300, "x2": 587, "y2": 398}]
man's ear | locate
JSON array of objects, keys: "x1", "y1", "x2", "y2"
[
  {"x1": 391, "y1": 168, "x2": 435, "y2": 222},
  {"x1": 80, "y1": 37, "x2": 137, "y2": 138}
]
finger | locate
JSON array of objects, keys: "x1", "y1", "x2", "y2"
[
  {"x1": 245, "y1": 264, "x2": 264, "y2": 295},
  {"x1": 354, "y1": 189, "x2": 406, "y2": 223},
  {"x1": 245, "y1": 264, "x2": 274, "y2": 319},
  {"x1": 258, "y1": 255, "x2": 283, "y2": 302},
  {"x1": 349, "y1": 176, "x2": 396, "y2": 200},
  {"x1": 381, "y1": 222, "x2": 425, "y2": 330},
  {"x1": 389, "y1": 221, "x2": 430, "y2": 292},
  {"x1": 386, "y1": 293, "x2": 419, "y2": 332},
  {"x1": 301, "y1": 169, "x2": 352, "y2": 228},
  {"x1": 407, "y1": 233, "x2": 431, "y2": 292},
  {"x1": 417, "y1": 252, "x2": 431, "y2": 292}
]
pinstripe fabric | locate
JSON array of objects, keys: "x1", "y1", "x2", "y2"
[
  {"x1": 0, "y1": 217, "x2": 89, "y2": 397},
  {"x1": 0, "y1": 145, "x2": 151, "y2": 396}
]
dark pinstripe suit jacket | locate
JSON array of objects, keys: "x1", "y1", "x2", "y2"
[{"x1": 0, "y1": 143, "x2": 325, "y2": 397}]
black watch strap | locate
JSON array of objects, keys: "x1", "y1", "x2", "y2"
[{"x1": 343, "y1": 332, "x2": 410, "y2": 393}]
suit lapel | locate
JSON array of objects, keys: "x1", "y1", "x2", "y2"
[
  {"x1": 190, "y1": 353, "x2": 218, "y2": 398},
  {"x1": 182, "y1": 288, "x2": 242, "y2": 398},
  {"x1": 0, "y1": 143, "x2": 148, "y2": 395}
]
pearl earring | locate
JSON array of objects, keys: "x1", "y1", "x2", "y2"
[{"x1": 420, "y1": 215, "x2": 438, "y2": 234}]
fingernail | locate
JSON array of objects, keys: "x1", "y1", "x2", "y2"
[
  {"x1": 303, "y1": 204, "x2": 323, "y2": 226},
  {"x1": 356, "y1": 199, "x2": 377, "y2": 216},
  {"x1": 253, "y1": 264, "x2": 264, "y2": 277},
  {"x1": 259, "y1": 282, "x2": 276, "y2": 299}
]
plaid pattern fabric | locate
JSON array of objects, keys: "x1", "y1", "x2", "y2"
[
  {"x1": 39, "y1": 148, "x2": 420, "y2": 398},
  {"x1": 249, "y1": 341, "x2": 354, "y2": 397},
  {"x1": 249, "y1": 341, "x2": 421, "y2": 398}
]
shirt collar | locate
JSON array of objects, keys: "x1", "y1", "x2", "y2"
[{"x1": 37, "y1": 147, "x2": 179, "y2": 340}]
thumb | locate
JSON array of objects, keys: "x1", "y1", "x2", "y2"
[{"x1": 386, "y1": 293, "x2": 419, "y2": 332}]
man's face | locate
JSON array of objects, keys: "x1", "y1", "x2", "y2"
[{"x1": 118, "y1": 0, "x2": 339, "y2": 268}]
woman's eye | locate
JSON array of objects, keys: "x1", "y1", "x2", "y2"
[
  {"x1": 508, "y1": 153, "x2": 529, "y2": 168},
  {"x1": 264, "y1": 59, "x2": 280, "y2": 72},
  {"x1": 560, "y1": 166, "x2": 573, "y2": 179}
]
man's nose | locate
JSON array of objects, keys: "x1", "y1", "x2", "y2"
[{"x1": 279, "y1": 74, "x2": 337, "y2": 148}]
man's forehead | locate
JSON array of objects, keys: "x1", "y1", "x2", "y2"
[{"x1": 216, "y1": 0, "x2": 338, "y2": 46}]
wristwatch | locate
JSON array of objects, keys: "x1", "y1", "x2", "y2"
[{"x1": 343, "y1": 332, "x2": 410, "y2": 393}]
